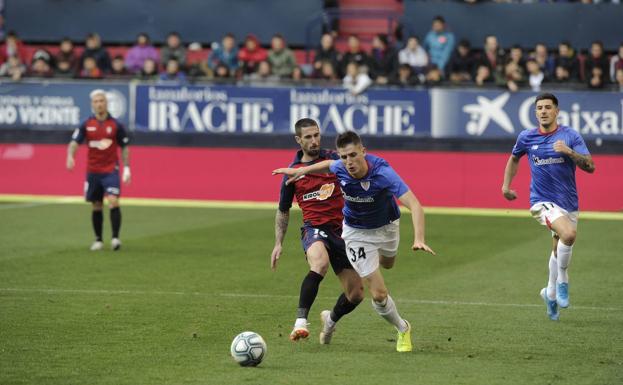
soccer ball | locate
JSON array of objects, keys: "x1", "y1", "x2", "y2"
[{"x1": 230, "y1": 331, "x2": 267, "y2": 367}]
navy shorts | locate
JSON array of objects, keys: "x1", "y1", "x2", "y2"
[
  {"x1": 85, "y1": 171, "x2": 121, "y2": 202},
  {"x1": 300, "y1": 223, "x2": 352, "y2": 275}
]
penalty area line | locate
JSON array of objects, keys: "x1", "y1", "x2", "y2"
[
  {"x1": 0, "y1": 287, "x2": 621, "y2": 312},
  {"x1": 0, "y1": 194, "x2": 621, "y2": 220}
]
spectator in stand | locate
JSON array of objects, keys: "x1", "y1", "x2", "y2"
[
  {"x1": 424, "y1": 65, "x2": 443, "y2": 86},
  {"x1": 526, "y1": 58, "x2": 547, "y2": 92},
  {"x1": 109, "y1": 55, "x2": 131, "y2": 78},
  {"x1": 160, "y1": 32, "x2": 187, "y2": 69},
  {"x1": 213, "y1": 63, "x2": 231, "y2": 79},
  {"x1": 501, "y1": 60, "x2": 525, "y2": 92},
  {"x1": 159, "y1": 58, "x2": 187, "y2": 83},
  {"x1": 390, "y1": 63, "x2": 418, "y2": 87},
  {"x1": 343, "y1": 61, "x2": 372, "y2": 95},
  {"x1": 474, "y1": 64, "x2": 494, "y2": 87},
  {"x1": 398, "y1": 36, "x2": 428, "y2": 77},
  {"x1": 340, "y1": 35, "x2": 369, "y2": 77},
  {"x1": 477, "y1": 35, "x2": 504, "y2": 84},
  {"x1": 0, "y1": 54, "x2": 26, "y2": 80},
  {"x1": 313, "y1": 33, "x2": 340, "y2": 77},
  {"x1": 238, "y1": 34, "x2": 267, "y2": 75},
  {"x1": 553, "y1": 41, "x2": 580, "y2": 82},
  {"x1": 208, "y1": 33, "x2": 239, "y2": 74},
  {"x1": 32, "y1": 48, "x2": 55, "y2": 70},
  {"x1": 615, "y1": 68, "x2": 623, "y2": 92},
  {"x1": 609, "y1": 42, "x2": 623, "y2": 82},
  {"x1": 125, "y1": 33, "x2": 159, "y2": 74},
  {"x1": 55, "y1": 59, "x2": 75, "y2": 78},
  {"x1": 78, "y1": 56, "x2": 103, "y2": 78},
  {"x1": 186, "y1": 42, "x2": 210, "y2": 80},
  {"x1": 81, "y1": 33, "x2": 111, "y2": 73},
  {"x1": 370, "y1": 34, "x2": 398, "y2": 85},
  {"x1": 446, "y1": 39, "x2": 474, "y2": 84},
  {"x1": 56, "y1": 37, "x2": 78, "y2": 72},
  {"x1": 267, "y1": 34, "x2": 297, "y2": 78},
  {"x1": 584, "y1": 41, "x2": 609, "y2": 87},
  {"x1": 316, "y1": 60, "x2": 338, "y2": 82},
  {"x1": 29, "y1": 57, "x2": 54, "y2": 78},
  {"x1": 423, "y1": 15, "x2": 455, "y2": 74},
  {"x1": 136, "y1": 58, "x2": 158, "y2": 81},
  {"x1": 0, "y1": 31, "x2": 28, "y2": 65},
  {"x1": 291, "y1": 66, "x2": 304, "y2": 82},
  {"x1": 247, "y1": 60, "x2": 279, "y2": 82},
  {"x1": 530, "y1": 43, "x2": 554, "y2": 80}
]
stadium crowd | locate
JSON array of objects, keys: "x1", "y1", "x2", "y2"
[{"x1": 1, "y1": 17, "x2": 622, "y2": 93}]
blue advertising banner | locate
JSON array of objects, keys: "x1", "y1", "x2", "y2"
[
  {"x1": 431, "y1": 89, "x2": 623, "y2": 140},
  {"x1": 134, "y1": 84, "x2": 431, "y2": 136},
  {"x1": 0, "y1": 81, "x2": 130, "y2": 129}
]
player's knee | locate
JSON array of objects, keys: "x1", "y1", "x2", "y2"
[
  {"x1": 370, "y1": 288, "x2": 388, "y2": 303},
  {"x1": 560, "y1": 229, "x2": 576, "y2": 246},
  {"x1": 92, "y1": 201, "x2": 103, "y2": 211},
  {"x1": 347, "y1": 286, "x2": 364, "y2": 304},
  {"x1": 107, "y1": 196, "x2": 120, "y2": 208},
  {"x1": 380, "y1": 257, "x2": 395, "y2": 269},
  {"x1": 310, "y1": 264, "x2": 328, "y2": 276}
]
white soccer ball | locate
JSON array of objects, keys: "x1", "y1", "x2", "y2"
[{"x1": 230, "y1": 331, "x2": 267, "y2": 367}]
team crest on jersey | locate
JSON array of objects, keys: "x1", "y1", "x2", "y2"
[
  {"x1": 360, "y1": 181, "x2": 370, "y2": 191},
  {"x1": 106, "y1": 126, "x2": 113, "y2": 135},
  {"x1": 302, "y1": 183, "x2": 335, "y2": 201}
]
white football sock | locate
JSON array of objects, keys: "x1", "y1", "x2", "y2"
[
  {"x1": 294, "y1": 317, "x2": 307, "y2": 328},
  {"x1": 547, "y1": 252, "x2": 557, "y2": 300},
  {"x1": 372, "y1": 295, "x2": 408, "y2": 333},
  {"x1": 556, "y1": 242, "x2": 573, "y2": 284}
]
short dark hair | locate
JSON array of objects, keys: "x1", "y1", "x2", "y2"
[
  {"x1": 433, "y1": 15, "x2": 445, "y2": 24},
  {"x1": 535, "y1": 93, "x2": 558, "y2": 107},
  {"x1": 336, "y1": 131, "x2": 362, "y2": 149},
  {"x1": 294, "y1": 118, "x2": 318, "y2": 136}
]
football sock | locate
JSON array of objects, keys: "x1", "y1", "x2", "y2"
[
  {"x1": 92, "y1": 210, "x2": 103, "y2": 241},
  {"x1": 330, "y1": 293, "x2": 361, "y2": 323},
  {"x1": 547, "y1": 252, "x2": 558, "y2": 300},
  {"x1": 372, "y1": 295, "x2": 409, "y2": 333},
  {"x1": 557, "y1": 242, "x2": 573, "y2": 284},
  {"x1": 296, "y1": 271, "x2": 324, "y2": 319},
  {"x1": 110, "y1": 207, "x2": 121, "y2": 238}
]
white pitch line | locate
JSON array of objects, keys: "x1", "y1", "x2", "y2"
[
  {"x1": 0, "y1": 202, "x2": 48, "y2": 210},
  {"x1": 1, "y1": 287, "x2": 621, "y2": 312}
]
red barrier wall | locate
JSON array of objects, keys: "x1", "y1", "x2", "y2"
[{"x1": 1, "y1": 144, "x2": 621, "y2": 211}]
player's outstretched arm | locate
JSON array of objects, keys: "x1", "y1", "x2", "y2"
[
  {"x1": 271, "y1": 209, "x2": 290, "y2": 271},
  {"x1": 553, "y1": 140, "x2": 595, "y2": 173},
  {"x1": 502, "y1": 155, "x2": 520, "y2": 200},
  {"x1": 66, "y1": 141, "x2": 78, "y2": 170},
  {"x1": 272, "y1": 159, "x2": 334, "y2": 185},
  {"x1": 121, "y1": 146, "x2": 131, "y2": 184},
  {"x1": 398, "y1": 190, "x2": 436, "y2": 255}
]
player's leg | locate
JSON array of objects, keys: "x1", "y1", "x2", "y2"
[
  {"x1": 319, "y1": 268, "x2": 364, "y2": 344},
  {"x1": 290, "y1": 240, "x2": 330, "y2": 341},
  {"x1": 85, "y1": 173, "x2": 104, "y2": 251},
  {"x1": 549, "y1": 215, "x2": 577, "y2": 308},
  {"x1": 103, "y1": 172, "x2": 122, "y2": 251},
  {"x1": 379, "y1": 220, "x2": 400, "y2": 270},
  {"x1": 365, "y1": 269, "x2": 412, "y2": 352},
  {"x1": 540, "y1": 235, "x2": 560, "y2": 320}
]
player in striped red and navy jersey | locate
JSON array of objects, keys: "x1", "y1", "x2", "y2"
[
  {"x1": 271, "y1": 118, "x2": 363, "y2": 344},
  {"x1": 66, "y1": 89, "x2": 131, "y2": 251}
]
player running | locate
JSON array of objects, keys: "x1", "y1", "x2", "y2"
[
  {"x1": 66, "y1": 89, "x2": 131, "y2": 251},
  {"x1": 502, "y1": 92, "x2": 595, "y2": 321},
  {"x1": 274, "y1": 131, "x2": 435, "y2": 352}
]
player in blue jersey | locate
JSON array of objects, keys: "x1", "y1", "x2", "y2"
[
  {"x1": 502, "y1": 93, "x2": 595, "y2": 321},
  {"x1": 274, "y1": 131, "x2": 435, "y2": 352}
]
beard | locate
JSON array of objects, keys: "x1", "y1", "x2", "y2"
[{"x1": 305, "y1": 148, "x2": 320, "y2": 157}]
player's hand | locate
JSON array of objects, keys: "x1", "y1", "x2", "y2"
[
  {"x1": 66, "y1": 156, "x2": 75, "y2": 171},
  {"x1": 270, "y1": 244, "x2": 282, "y2": 271},
  {"x1": 502, "y1": 187, "x2": 517, "y2": 201},
  {"x1": 122, "y1": 166, "x2": 131, "y2": 184},
  {"x1": 553, "y1": 140, "x2": 571, "y2": 155},
  {"x1": 412, "y1": 241, "x2": 436, "y2": 255},
  {"x1": 272, "y1": 167, "x2": 305, "y2": 185}
]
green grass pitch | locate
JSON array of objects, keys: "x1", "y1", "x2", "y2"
[{"x1": 0, "y1": 201, "x2": 621, "y2": 385}]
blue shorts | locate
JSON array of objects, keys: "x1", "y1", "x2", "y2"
[
  {"x1": 300, "y1": 222, "x2": 352, "y2": 274},
  {"x1": 85, "y1": 171, "x2": 121, "y2": 202}
]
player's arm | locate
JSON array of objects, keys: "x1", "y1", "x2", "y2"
[
  {"x1": 272, "y1": 159, "x2": 334, "y2": 185},
  {"x1": 271, "y1": 209, "x2": 290, "y2": 271},
  {"x1": 502, "y1": 155, "x2": 520, "y2": 200},
  {"x1": 66, "y1": 124, "x2": 85, "y2": 170},
  {"x1": 398, "y1": 190, "x2": 435, "y2": 255},
  {"x1": 117, "y1": 123, "x2": 132, "y2": 184},
  {"x1": 553, "y1": 140, "x2": 595, "y2": 173}
]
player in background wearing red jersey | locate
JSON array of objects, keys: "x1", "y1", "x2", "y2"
[
  {"x1": 272, "y1": 118, "x2": 364, "y2": 344},
  {"x1": 66, "y1": 89, "x2": 131, "y2": 251}
]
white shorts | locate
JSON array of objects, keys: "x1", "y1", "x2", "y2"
[
  {"x1": 530, "y1": 202, "x2": 578, "y2": 236},
  {"x1": 341, "y1": 220, "x2": 400, "y2": 278}
]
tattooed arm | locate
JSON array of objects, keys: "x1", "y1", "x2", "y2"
[
  {"x1": 271, "y1": 209, "x2": 290, "y2": 271},
  {"x1": 553, "y1": 140, "x2": 595, "y2": 173}
]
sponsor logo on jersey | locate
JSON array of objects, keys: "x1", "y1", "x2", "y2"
[
  {"x1": 532, "y1": 155, "x2": 565, "y2": 166},
  {"x1": 86, "y1": 126, "x2": 97, "y2": 131},
  {"x1": 342, "y1": 193, "x2": 374, "y2": 203},
  {"x1": 302, "y1": 183, "x2": 335, "y2": 201},
  {"x1": 88, "y1": 138, "x2": 113, "y2": 150}
]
